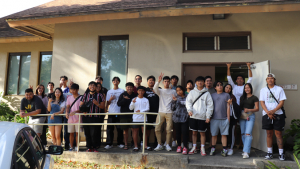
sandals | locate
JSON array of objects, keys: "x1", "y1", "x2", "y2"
[
  {"x1": 145, "y1": 147, "x2": 152, "y2": 151},
  {"x1": 133, "y1": 147, "x2": 139, "y2": 152},
  {"x1": 124, "y1": 145, "x2": 128, "y2": 150}
]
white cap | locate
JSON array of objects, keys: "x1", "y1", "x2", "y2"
[{"x1": 267, "y1": 73, "x2": 275, "y2": 78}]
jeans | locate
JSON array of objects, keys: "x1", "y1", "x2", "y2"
[{"x1": 239, "y1": 113, "x2": 255, "y2": 154}]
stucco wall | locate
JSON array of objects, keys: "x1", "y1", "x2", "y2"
[{"x1": 0, "y1": 41, "x2": 53, "y2": 109}]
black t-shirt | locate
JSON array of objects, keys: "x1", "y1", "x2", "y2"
[
  {"x1": 102, "y1": 87, "x2": 108, "y2": 95},
  {"x1": 240, "y1": 95, "x2": 259, "y2": 110},
  {"x1": 117, "y1": 92, "x2": 137, "y2": 119},
  {"x1": 20, "y1": 95, "x2": 46, "y2": 119},
  {"x1": 47, "y1": 92, "x2": 54, "y2": 99},
  {"x1": 145, "y1": 87, "x2": 159, "y2": 113}
]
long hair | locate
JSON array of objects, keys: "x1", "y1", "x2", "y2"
[
  {"x1": 223, "y1": 84, "x2": 233, "y2": 96},
  {"x1": 241, "y1": 83, "x2": 253, "y2": 101},
  {"x1": 35, "y1": 84, "x2": 46, "y2": 98},
  {"x1": 51, "y1": 88, "x2": 65, "y2": 102}
]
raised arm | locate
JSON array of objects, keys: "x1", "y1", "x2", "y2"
[
  {"x1": 246, "y1": 62, "x2": 253, "y2": 78},
  {"x1": 226, "y1": 63, "x2": 235, "y2": 87}
]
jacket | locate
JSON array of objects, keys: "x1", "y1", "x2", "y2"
[
  {"x1": 171, "y1": 95, "x2": 189, "y2": 123},
  {"x1": 186, "y1": 87, "x2": 214, "y2": 120}
]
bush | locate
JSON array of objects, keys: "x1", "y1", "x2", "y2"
[
  {"x1": 284, "y1": 119, "x2": 300, "y2": 159},
  {"x1": 0, "y1": 102, "x2": 24, "y2": 123}
]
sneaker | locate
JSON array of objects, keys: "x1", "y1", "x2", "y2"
[
  {"x1": 176, "y1": 146, "x2": 182, "y2": 153},
  {"x1": 221, "y1": 150, "x2": 227, "y2": 157},
  {"x1": 279, "y1": 154, "x2": 285, "y2": 161},
  {"x1": 265, "y1": 153, "x2": 273, "y2": 159},
  {"x1": 164, "y1": 141, "x2": 167, "y2": 147},
  {"x1": 74, "y1": 147, "x2": 78, "y2": 151},
  {"x1": 227, "y1": 149, "x2": 233, "y2": 156},
  {"x1": 189, "y1": 147, "x2": 197, "y2": 155},
  {"x1": 201, "y1": 147, "x2": 206, "y2": 156},
  {"x1": 242, "y1": 152, "x2": 245, "y2": 156},
  {"x1": 188, "y1": 142, "x2": 193, "y2": 149},
  {"x1": 181, "y1": 142, "x2": 184, "y2": 148},
  {"x1": 154, "y1": 144, "x2": 164, "y2": 151},
  {"x1": 165, "y1": 144, "x2": 172, "y2": 151},
  {"x1": 69, "y1": 147, "x2": 74, "y2": 151},
  {"x1": 210, "y1": 148, "x2": 215, "y2": 156},
  {"x1": 118, "y1": 144, "x2": 125, "y2": 148},
  {"x1": 86, "y1": 149, "x2": 92, "y2": 152},
  {"x1": 243, "y1": 153, "x2": 249, "y2": 159},
  {"x1": 172, "y1": 141, "x2": 177, "y2": 147},
  {"x1": 104, "y1": 145, "x2": 113, "y2": 149},
  {"x1": 93, "y1": 148, "x2": 99, "y2": 152},
  {"x1": 182, "y1": 147, "x2": 188, "y2": 155}
]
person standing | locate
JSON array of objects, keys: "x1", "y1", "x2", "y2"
[
  {"x1": 117, "y1": 82, "x2": 137, "y2": 150},
  {"x1": 239, "y1": 83, "x2": 259, "y2": 158},
  {"x1": 130, "y1": 86, "x2": 151, "y2": 151},
  {"x1": 186, "y1": 76, "x2": 213, "y2": 156},
  {"x1": 95, "y1": 76, "x2": 108, "y2": 95},
  {"x1": 172, "y1": 86, "x2": 189, "y2": 155},
  {"x1": 133, "y1": 75, "x2": 142, "y2": 94},
  {"x1": 210, "y1": 81, "x2": 231, "y2": 157},
  {"x1": 47, "y1": 88, "x2": 66, "y2": 146},
  {"x1": 227, "y1": 63, "x2": 253, "y2": 105},
  {"x1": 80, "y1": 82, "x2": 105, "y2": 152},
  {"x1": 153, "y1": 73, "x2": 177, "y2": 151},
  {"x1": 47, "y1": 82, "x2": 55, "y2": 99},
  {"x1": 60, "y1": 76, "x2": 70, "y2": 94},
  {"x1": 66, "y1": 83, "x2": 82, "y2": 151},
  {"x1": 105, "y1": 77, "x2": 125, "y2": 149},
  {"x1": 20, "y1": 88, "x2": 47, "y2": 137},
  {"x1": 95, "y1": 82, "x2": 106, "y2": 149},
  {"x1": 260, "y1": 73, "x2": 287, "y2": 161}
]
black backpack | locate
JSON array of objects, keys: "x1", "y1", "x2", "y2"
[{"x1": 231, "y1": 102, "x2": 242, "y2": 119}]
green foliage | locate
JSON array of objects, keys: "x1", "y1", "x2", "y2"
[
  {"x1": 267, "y1": 154, "x2": 300, "y2": 169},
  {"x1": 0, "y1": 95, "x2": 24, "y2": 123},
  {"x1": 284, "y1": 119, "x2": 300, "y2": 159}
]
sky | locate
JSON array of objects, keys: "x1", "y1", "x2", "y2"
[{"x1": 0, "y1": 0, "x2": 53, "y2": 18}]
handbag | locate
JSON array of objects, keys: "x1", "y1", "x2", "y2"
[
  {"x1": 267, "y1": 85, "x2": 286, "y2": 118},
  {"x1": 240, "y1": 110, "x2": 253, "y2": 120}
]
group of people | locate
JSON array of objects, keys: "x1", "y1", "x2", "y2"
[{"x1": 19, "y1": 62, "x2": 287, "y2": 160}]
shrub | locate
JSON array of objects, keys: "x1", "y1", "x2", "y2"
[{"x1": 284, "y1": 119, "x2": 300, "y2": 159}]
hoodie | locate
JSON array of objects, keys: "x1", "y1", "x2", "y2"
[{"x1": 186, "y1": 87, "x2": 214, "y2": 120}]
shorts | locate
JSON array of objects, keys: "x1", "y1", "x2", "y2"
[
  {"x1": 68, "y1": 124, "x2": 79, "y2": 133},
  {"x1": 189, "y1": 118, "x2": 208, "y2": 132},
  {"x1": 120, "y1": 118, "x2": 132, "y2": 130},
  {"x1": 210, "y1": 119, "x2": 229, "y2": 136},
  {"x1": 262, "y1": 114, "x2": 285, "y2": 131},
  {"x1": 28, "y1": 117, "x2": 46, "y2": 134},
  {"x1": 132, "y1": 122, "x2": 144, "y2": 129}
]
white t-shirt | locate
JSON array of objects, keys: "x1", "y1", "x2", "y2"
[
  {"x1": 259, "y1": 85, "x2": 286, "y2": 116},
  {"x1": 129, "y1": 97, "x2": 149, "y2": 122},
  {"x1": 106, "y1": 88, "x2": 125, "y2": 113},
  {"x1": 153, "y1": 82, "x2": 177, "y2": 113},
  {"x1": 227, "y1": 76, "x2": 252, "y2": 105}
]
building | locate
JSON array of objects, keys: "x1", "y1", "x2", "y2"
[{"x1": 1, "y1": 0, "x2": 300, "y2": 152}]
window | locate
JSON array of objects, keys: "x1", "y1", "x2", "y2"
[
  {"x1": 6, "y1": 53, "x2": 31, "y2": 95},
  {"x1": 39, "y1": 52, "x2": 52, "y2": 89},
  {"x1": 99, "y1": 35, "x2": 129, "y2": 90},
  {"x1": 12, "y1": 131, "x2": 38, "y2": 169},
  {"x1": 183, "y1": 32, "x2": 251, "y2": 52},
  {"x1": 25, "y1": 129, "x2": 45, "y2": 167}
]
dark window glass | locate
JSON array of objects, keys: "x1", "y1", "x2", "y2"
[
  {"x1": 219, "y1": 36, "x2": 248, "y2": 50},
  {"x1": 39, "y1": 52, "x2": 52, "y2": 91},
  {"x1": 187, "y1": 37, "x2": 215, "y2": 50}
]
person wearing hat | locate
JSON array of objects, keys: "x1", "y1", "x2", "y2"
[
  {"x1": 260, "y1": 73, "x2": 287, "y2": 161},
  {"x1": 66, "y1": 83, "x2": 82, "y2": 151}
]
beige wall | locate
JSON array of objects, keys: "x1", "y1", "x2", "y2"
[
  {"x1": 52, "y1": 11, "x2": 300, "y2": 124},
  {"x1": 0, "y1": 41, "x2": 53, "y2": 109}
]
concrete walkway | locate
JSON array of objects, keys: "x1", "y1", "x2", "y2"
[{"x1": 55, "y1": 142, "x2": 297, "y2": 169}]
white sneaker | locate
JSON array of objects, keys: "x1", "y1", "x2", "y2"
[
  {"x1": 188, "y1": 142, "x2": 193, "y2": 149},
  {"x1": 104, "y1": 145, "x2": 113, "y2": 149},
  {"x1": 243, "y1": 153, "x2": 249, "y2": 159},
  {"x1": 172, "y1": 141, "x2": 177, "y2": 147},
  {"x1": 163, "y1": 141, "x2": 167, "y2": 147},
  {"x1": 242, "y1": 152, "x2": 245, "y2": 156},
  {"x1": 227, "y1": 149, "x2": 233, "y2": 155},
  {"x1": 75, "y1": 147, "x2": 78, "y2": 151},
  {"x1": 154, "y1": 144, "x2": 164, "y2": 151},
  {"x1": 118, "y1": 144, "x2": 125, "y2": 148},
  {"x1": 181, "y1": 142, "x2": 184, "y2": 148},
  {"x1": 165, "y1": 144, "x2": 172, "y2": 151}
]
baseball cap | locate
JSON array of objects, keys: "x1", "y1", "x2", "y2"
[{"x1": 267, "y1": 73, "x2": 275, "y2": 78}]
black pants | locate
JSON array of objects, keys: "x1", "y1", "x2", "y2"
[
  {"x1": 174, "y1": 121, "x2": 189, "y2": 148},
  {"x1": 96, "y1": 115, "x2": 105, "y2": 148},
  {"x1": 83, "y1": 116, "x2": 99, "y2": 149},
  {"x1": 227, "y1": 116, "x2": 237, "y2": 149},
  {"x1": 106, "y1": 115, "x2": 124, "y2": 146}
]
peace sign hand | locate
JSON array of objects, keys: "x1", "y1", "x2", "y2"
[
  {"x1": 172, "y1": 94, "x2": 177, "y2": 101},
  {"x1": 132, "y1": 97, "x2": 137, "y2": 103},
  {"x1": 158, "y1": 72, "x2": 164, "y2": 83}
]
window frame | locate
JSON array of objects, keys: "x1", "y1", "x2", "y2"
[
  {"x1": 11, "y1": 127, "x2": 43, "y2": 169},
  {"x1": 38, "y1": 51, "x2": 53, "y2": 87},
  {"x1": 6, "y1": 52, "x2": 31, "y2": 95},
  {"x1": 183, "y1": 32, "x2": 252, "y2": 53},
  {"x1": 97, "y1": 35, "x2": 129, "y2": 78}
]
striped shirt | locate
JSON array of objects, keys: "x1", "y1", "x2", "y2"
[{"x1": 81, "y1": 92, "x2": 104, "y2": 117}]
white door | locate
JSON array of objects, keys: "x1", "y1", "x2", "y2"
[{"x1": 251, "y1": 60, "x2": 270, "y2": 152}]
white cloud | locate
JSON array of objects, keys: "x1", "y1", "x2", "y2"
[{"x1": 0, "y1": 0, "x2": 53, "y2": 18}]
